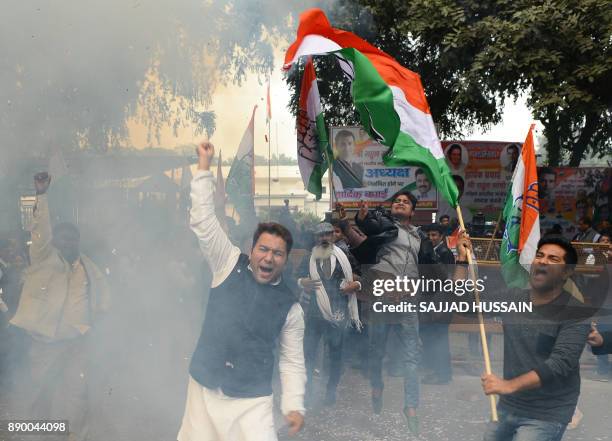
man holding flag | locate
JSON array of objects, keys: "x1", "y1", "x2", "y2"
[
  {"x1": 285, "y1": 9, "x2": 460, "y2": 435},
  {"x1": 455, "y1": 230, "x2": 590, "y2": 441},
  {"x1": 453, "y1": 126, "x2": 606, "y2": 440}
]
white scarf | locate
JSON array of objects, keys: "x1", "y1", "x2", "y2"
[{"x1": 309, "y1": 244, "x2": 362, "y2": 330}]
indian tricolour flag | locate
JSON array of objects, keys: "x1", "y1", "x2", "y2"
[
  {"x1": 500, "y1": 124, "x2": 540, "y2": 287},
  {"x1": 226, "y1": 106, "x2": 256, "y2": 220},
  {"x1": 296, "y1": 56, "x2": 330, "y2": 200},
  {"x1": 284, "y1": 8, "x2": 458, "y2": 207}
]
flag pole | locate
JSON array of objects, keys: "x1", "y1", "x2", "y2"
[
  {"x1": 456, "y1": 204, "x2": 499, "y2": 422},
  {"x1": 328, "y1": 131, "x2": 335, "y2": 213},
  {"x1": 484, "y1": 211, "x2": 504, "y2": 261},
  {"x1": 266, "y1": 79, "x2": 272, "y2": 220}
]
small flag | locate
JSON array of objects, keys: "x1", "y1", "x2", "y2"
[
  {"x1": 446, "y1": 226, "x2": 460, "y2": 250},
  {"x1": 500, "y1": 125, "x2": 540, "y2": 287},
  {"x1": 226, "y1": 107, "x2": 257, "y2": 221},
  {"x1": 296, "y1": 56, "x2": 331, "y2": 200}
]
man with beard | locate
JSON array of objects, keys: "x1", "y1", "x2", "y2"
[
  {"x1": 454, "y1": 234, "x2": 592, "y2": 441},
  {"x1": 10, "y1": 173, "x2": 110, "y2": 441},
  {"x1": 178, "y1": 141, "x2": 306, "y2": 441},
  {"x1": 297, "y1": 222, "x2": 361, "y2": 407}
]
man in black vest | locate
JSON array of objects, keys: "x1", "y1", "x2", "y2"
[{"x1": 177, "y1": 141, "x2": 306, "y2": 441}]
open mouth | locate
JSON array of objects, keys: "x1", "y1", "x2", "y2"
[
  {"x1": 259, "y1": 266, "x2": 274, "y2": 277},
  {"x1": 533, "y1": 267, "x2": 548, "y2": 278}
]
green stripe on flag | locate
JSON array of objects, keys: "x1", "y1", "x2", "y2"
[
  {"x1": 333, "y1": 48, "x2": 458, "y2": 207},
  {"x1": 500, "y1": 182, "x2": 529, "y2": 288}
]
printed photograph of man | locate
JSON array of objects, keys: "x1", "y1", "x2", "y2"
[
  {"x1": 538, "y1": 167, "x2": 557, "y2": 213},
  {"x1": 502, "y1": 143, "x2": 521, "y2": 174},
  {"x1": 415, "y1": 168, "x2": 435, "y2": 202},
  {"x1": 444, "y1": 143, "x2": 467, "y2": 175},
  {"x1": 332, "y1": 129, "x2": 364, "y2": 189}
]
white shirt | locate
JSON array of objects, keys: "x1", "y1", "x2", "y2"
[{"x1": 189, "y1": 170, "x2": 306, "y2": 415}]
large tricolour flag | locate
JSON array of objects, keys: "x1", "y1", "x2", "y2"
[
  {"x1": 226, "y1": 106, "x2": 257, "y2": 220},
  {"x1": 296, "y1": 56, "x2": 330, "y2": 200},
  {"x1": 284, "y1": 8, "x2": 458, "y2": 207},
  {"x1": 500, "y1": 124, "x2": 540, "y2": 287}
]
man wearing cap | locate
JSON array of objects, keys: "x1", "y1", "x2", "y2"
[
  {"x1": 420, "y1": 223, "x2": 455, "y2": 385},
  {"x1": 297, "y1": 222, "x2": 362, "y2": 407}
]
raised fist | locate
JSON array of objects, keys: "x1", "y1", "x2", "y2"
[
  {"x1": 34, "y1": 172, "x2": 51, "y2": 195},
  {"x1": 196, "y1": 141, "x2": 215, "y2": 171}
]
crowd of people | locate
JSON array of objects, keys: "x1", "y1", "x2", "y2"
[{"x1": 0, "y1": 142, "x2": 610, "y2": 441}]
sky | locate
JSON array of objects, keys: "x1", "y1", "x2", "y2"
[{"x1": 127, "y1": 51, "x2": 544, "y2": 160}]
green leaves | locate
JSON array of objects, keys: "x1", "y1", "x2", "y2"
[{"x1": 292, "y1": 0, "x2": 611, "y2": 166}]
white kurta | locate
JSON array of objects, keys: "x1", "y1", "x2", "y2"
[{"x1": 177, "y1": 170, "x2": 306, "y2": 441}]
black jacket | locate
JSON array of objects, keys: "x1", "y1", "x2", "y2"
[
  {"x1": 352, "y1": 209, "x2": 444, "y2": 281},
  {"x1": 593, "y1": 331, "x2": 612, "y2": 355}
]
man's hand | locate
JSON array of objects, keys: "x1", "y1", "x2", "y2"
[
  {"x1": 299, "y1": 278, "x2": 322, "y2": 292},
  {"x1": 481, "y1": 373, "x2": 514, "y2": 395},
  {"x1": 456, "y1": 230, "x2": 472, "y2": 261},
  {"x1": 357, "y1": 200, "x2": 368, "y2": 222},
  {"x1": 335, "y1": 202, "x2": 346, "y2": 219},
  {"x1": 34, "y1": 172, "x2": 51, "y2": 195},
  {"x1": 284, "y1": 411, "x2": 304, "y2": 436},
  {"x1": 196, "y1": 141, "x2": 215, "y2": 171},
  {"x1": 588, "y1": 324, "x2": 604, "y2": 347},
  {"x1": 340, "y1": 280, "x2": 360, "y2": 294}
]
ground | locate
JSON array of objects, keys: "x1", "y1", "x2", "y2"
[{"x1": 2, "y1": 330, "x2": 610, "y2": 441}]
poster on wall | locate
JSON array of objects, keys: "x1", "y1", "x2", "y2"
[
  {"x1": 436, "y1": 140, "x2": 522, "y2": 224},
  {"x1": 330, "y1": 126, "x2": 437, "y2": 209},
  {"x1": 537, "y1": 167, "x2": 611, "y2": 239}
]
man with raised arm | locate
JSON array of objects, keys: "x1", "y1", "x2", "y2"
[
  {"x1": 177, "y1": 141, "x2": 306, "y2": 441},
  {"x1": 10, "y1": 172, "x2": 110, "y2": 441}
]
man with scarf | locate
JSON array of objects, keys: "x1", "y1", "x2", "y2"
[{"x1": 297, "y1": 222, "x2": 361, "y2": 407}]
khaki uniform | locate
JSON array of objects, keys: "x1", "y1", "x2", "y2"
[{"x1": 10, "y1": 194, "x2": 110, "y2": 441}]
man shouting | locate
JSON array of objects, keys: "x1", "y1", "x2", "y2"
[{"x1": 177, "y1": 141, "x2": 306, "y2": 441}]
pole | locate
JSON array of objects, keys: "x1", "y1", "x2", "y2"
[
  {"x1": 328, "y1": 128, "x2": 335, "y2": 214},
  {"x1": 484, "y1": 210, "x2": 504, "y2": 261},
  {"x1": 275, "y1": 122, "x2": 279, "y2": 180},
  {"x1": 456, "y1": 205, "x2": 499, "y2": 422},
  {"x1": 268, "y1": 120, "x2": 271, "y2": 220}
]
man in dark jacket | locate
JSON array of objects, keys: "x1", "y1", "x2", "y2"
[
  {"x1": 352, "y1": 191, "x2": 444, "y2": 436},
  {"x1": 588, "y1": 325, "x2": 612, "y2": 355},
  {"x1": 419, "y1": 224, "x2": 455, "y2": 385}
]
